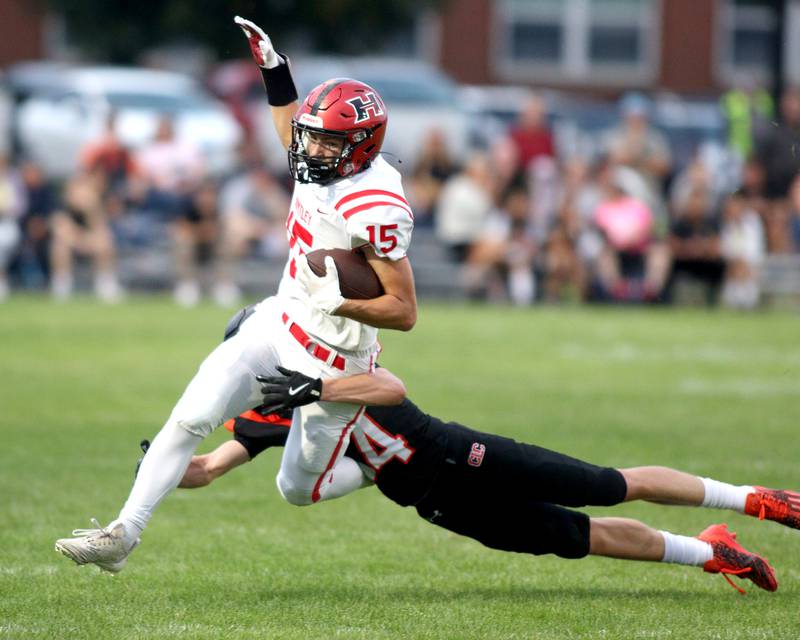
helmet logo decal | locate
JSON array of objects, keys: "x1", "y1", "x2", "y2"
[
  {"x1": 346, "y1": 92, "x2": 385, "y2": 124},
  {"x1": 298, "y1": 113, "x2": 324, "y2": 128}
]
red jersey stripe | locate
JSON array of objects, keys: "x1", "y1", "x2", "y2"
[
  {"x1": 334, "y1": 189, "x2": 410, "y2": 211},
  {"x1": 292, "y1": 220, "x2": 313, "y2": 247},
  {"x1": 289, "y1": 257, "x2": 297, "y2": 278},
  {"x1": 341, "y1": 200, "x2": 414, "y2": 221}
]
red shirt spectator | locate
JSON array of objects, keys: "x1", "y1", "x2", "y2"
[
  {"x1": 79, "y1": 112, "x2": 138, "y2": 187},
  {"x1": 81, "y1": 139, "x2": 137, "y2": 179},
  {"x1": 508, "y1": 95, "x2": 555, "y2": 170}
]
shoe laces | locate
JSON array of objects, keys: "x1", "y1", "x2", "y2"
[
  {"x1": 71, "y1": 518, "x2": 112, "y2": 539},
  {"x1": 717, "y1": 567, "x2": 751, "y2": 595}
]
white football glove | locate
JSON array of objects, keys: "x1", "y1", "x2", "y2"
[
  {"x1": 296, "y1": 256, "x2": 345, "y2": 315},
  {"x1": 234, "y1": 16, "x2": 281, "y2": 69}
]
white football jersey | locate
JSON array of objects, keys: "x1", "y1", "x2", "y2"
[{"x1": 276, "y1": 156, "x2": 414, "y2": 352}]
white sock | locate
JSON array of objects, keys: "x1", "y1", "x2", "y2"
[
  {"x1": 112, "y1": 422, "x2": 202, "y2": 546},
  {"x1": 94, "y1": 271, "x2": 123, "y2": 302},
  {"x1": 660, "y1": 531, "x2": 713, "y2": 566},
  {"x1": 508, "y1": 267, "x2": 535, "y2": 305},
  {"x1": 51, "y1": 273, "x2": 73, "y2": 300},
  {"x1": 700, "y1": 478, "x2": 754, "y2": 512},
  {"x1": 316, "y1": 456, "x2": 372, "y2": 502}
]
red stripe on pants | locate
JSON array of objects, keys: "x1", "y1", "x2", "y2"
[{"x1": 311, "y1": 406, "x2": 365, "y2": 503}]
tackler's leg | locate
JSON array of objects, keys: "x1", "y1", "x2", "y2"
[{"x1": 589, "y1": 517, "x2": 777, "y2": 594}]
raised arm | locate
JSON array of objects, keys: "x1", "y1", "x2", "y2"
[{"x1": 234, "y1": 16, "x2": 299, "y2": 149}]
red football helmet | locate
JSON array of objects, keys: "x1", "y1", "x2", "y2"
[{"x1": 289, "y1": 78, "x2": 388, "y2": 185}]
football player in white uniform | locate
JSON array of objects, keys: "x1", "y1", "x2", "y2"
[{"x1": 54, "y1": 16, "x2": 417, "y2": 572}]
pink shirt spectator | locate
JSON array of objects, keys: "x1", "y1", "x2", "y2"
[
  {"x1": 136, "y1": 139, "x2": 205, "y2": 193},
  {"x1": 594, "y1": 196, "x2": 653, "y2": 253}
]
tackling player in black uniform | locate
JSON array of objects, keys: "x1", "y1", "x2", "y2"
[
  {"x1": 134, "y1": 308, "x2": 800, "y2": 594},
  {"x1": 209, "y1": 390, "x2": 627, "y2": 562}
]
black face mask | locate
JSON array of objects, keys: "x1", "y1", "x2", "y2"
[
  {"x1": 288, "y1": 149, "x2": 341, "y2": 185},
  {"x1": 288, "y1": 124, "x2": 349, "y2": 185}
]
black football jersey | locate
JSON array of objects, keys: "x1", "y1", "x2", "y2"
[
  {"x1": 344, "y1": 399, "x2": 449, "y2": 506},
  {"x1": 231, "y1": 398, "x2": 450, "y2": 506}
]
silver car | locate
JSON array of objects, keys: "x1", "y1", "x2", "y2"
[{"x1": 15, "y1": 65, "x2": 242, "y2": 179}]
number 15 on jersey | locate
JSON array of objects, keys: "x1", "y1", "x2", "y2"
[{"x1": 367, "y1": 224, "x2": 399, "y2": 254}]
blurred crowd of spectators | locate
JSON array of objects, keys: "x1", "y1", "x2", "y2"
[
  {"x1": 419, "y1": 87, "x2": 800, "y2": 308},
  {"x1": 2, "y1": 84, "x2": 800, "y2": 308},
  {"x1": 0, "y1": 111, "x2": 290, "y2": 306}
]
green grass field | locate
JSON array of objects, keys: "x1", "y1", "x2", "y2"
[{"x1": 1, "y1": 297, "x2": 799, "y2": 639}]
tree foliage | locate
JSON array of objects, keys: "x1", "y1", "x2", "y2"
[{"x1": 43, "y1": 0, "x2": 445, "y2": 63}]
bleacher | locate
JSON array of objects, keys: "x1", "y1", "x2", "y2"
[
  {"x1": 406, "y1": 227, "x2": 465, "y2": 299},
  {"x1": 114, "y1": 224, "x2": 465, "y2": 300},
  {"x1": 760, "y1": 254, "x2": 800, "y2": 308}
]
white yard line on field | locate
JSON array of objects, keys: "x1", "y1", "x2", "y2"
[
  {"x1": 677, "y1": 378, "x2": 799, "y2": 397},
  {"x1": 560, "y1": 343, "x2": 800, "y2": 366}
]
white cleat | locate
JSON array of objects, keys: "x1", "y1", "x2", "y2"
[{"x1": 55, "y1": 518, "x2": 139, "y2": 574}]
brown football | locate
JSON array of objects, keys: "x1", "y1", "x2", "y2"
[{"x1": 305, "y1": 248, "x2": 384, "y2": 300}]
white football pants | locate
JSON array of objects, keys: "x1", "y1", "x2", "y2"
[{"x1": 117, "y1": 296, "x2": 376, "y2": 537}]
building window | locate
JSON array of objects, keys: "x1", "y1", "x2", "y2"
[
  {"x1": 589, "y1": 25, "x2": 641, "y2": 63},
  {"x1": 495, "y1": 0, "x2": 660, "y2": 85},
  {"x1": 511, "y1": 22, "x2": 563, "y2": 62},
  {"x1": 718, "y1": 0, "x2": 779, "y2": 86},
  {"x1": 787, "y1": 1, "x2": 800, "y2": 87},
  {"x1": 588, "y1": 0, "x2": 649, "y2": 66}
]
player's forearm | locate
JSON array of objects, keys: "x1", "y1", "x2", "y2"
[
  {"x1": 271, "y1": 102, "x2": 298, "y2": 150},
  {"x1": 236, "y1": 16, "x2": 298, "y2": 151},
  {"x1": 321, "y1": 368, "x2": 406, "y2": 406},
  {"x1": 336, "y1": 295, "x2": 417, "y2": 331},
  {"x1": 179, "y1": 442, "x2": 251, "y2": 488}
]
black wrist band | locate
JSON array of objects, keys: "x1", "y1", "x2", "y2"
[{"x1": 260, "y1": 53, "x2": 299, "y2": 107}]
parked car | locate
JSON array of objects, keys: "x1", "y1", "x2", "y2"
[
  {"x1": 6, "y1": 61, "x2": 70, "y2": 105},
  {"x1": 458, "y1": 84, "x2": 728, "y2": 173},
  {"x1": 14, "y1": 65, "x2": 242, "y2": 179},
  {"x1": 210, "y1": 56, "x2": 471, "y2": 174}
]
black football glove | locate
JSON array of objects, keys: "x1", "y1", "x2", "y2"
[
  {"x1": 254, "y1": 404, "x2": 294, "y2": 420},
  {"x1": 255, "y1": 366, "x2": 322, "y2": 414},
  {"x1": 134, "y1": 439, "x2": 150, "y2": 479}
]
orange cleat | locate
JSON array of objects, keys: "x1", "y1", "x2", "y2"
[
  {"x1": 698, "y1": 524, "x2": 777, "y2": 594},
  {"x1": 745, "y1": 487, "x2": 800, "y2": 530}
]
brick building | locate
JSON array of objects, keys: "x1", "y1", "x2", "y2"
[
  {"x1": 0, "y1": 0, "x2": 46, "y2": 67},
  {"x1": 433, "y1": 0, "x2": 800, "y2": 95},
  {"x1": 3, "y1": 0, "x2": 799, "y2": 98}
]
